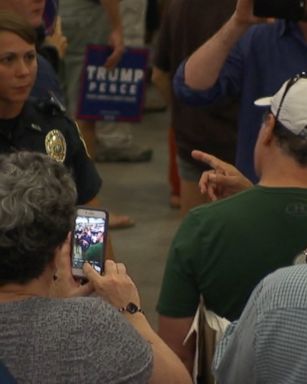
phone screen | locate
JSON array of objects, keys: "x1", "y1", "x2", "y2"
[{"x1": 72, "y1": 208, "x2": 108, "y2": 277}]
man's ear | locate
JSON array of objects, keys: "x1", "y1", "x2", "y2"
[{"x1": 262, "y1": 113, "x2": 275, "y2": 145}]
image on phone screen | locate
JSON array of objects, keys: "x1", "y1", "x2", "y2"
[{"x1": 72, "y1": 209, "x2": 107, "y2": 277}]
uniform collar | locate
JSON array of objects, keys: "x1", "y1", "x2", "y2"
[
  {"x1": 19, "y1": 102, "x2": 44, "y2": 133},
  {"x1": 279, "y1": 19, "x2": 306, "y2": 40},
  {"x1": 278, "y1": 20, "x2": 291, "y2": 36}
]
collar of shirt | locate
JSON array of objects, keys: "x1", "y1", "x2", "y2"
[
  {"x1": 18, "y1": 102, "x2": 44, "y2": 134},
  {"x1": 279, "y1": 20, "x2": 307, "y2": 45},
  {"x1": 0, "y1": 102, "x2": 45, "y2": 148}
]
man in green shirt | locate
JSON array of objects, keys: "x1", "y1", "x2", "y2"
[
  {"x1": 157, "y1": 74, "x2": 307, "y2": 375},
  {"x1": 84, "y1": 232, "x2": 105, "y2": 272}
]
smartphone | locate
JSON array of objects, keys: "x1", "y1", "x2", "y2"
[
  {"x1": 72, "y1": 207, "x2": 108, "y2": 278},
  {"x1": 253, "y1": 0, "x2": 306, "y2": 21}
]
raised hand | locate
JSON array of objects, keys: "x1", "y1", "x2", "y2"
[{"x1": 192, "y1": 150, "x2": 253, "y2": 200}]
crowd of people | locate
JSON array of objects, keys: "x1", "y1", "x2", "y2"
[
  {"x1": 1, "y1": 0, "x2": 307, "y2": 383},
  {"x1": 73, "y1": 221, "x2": 105, "y2": 270}
]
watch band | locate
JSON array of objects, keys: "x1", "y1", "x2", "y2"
[{"x1": 118, "y1": 302, "x2": 144, "y2": 314}]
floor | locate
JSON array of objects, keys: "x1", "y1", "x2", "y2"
[{"x1": 95, "y1": 104, "x2": 181, "y2": 328}]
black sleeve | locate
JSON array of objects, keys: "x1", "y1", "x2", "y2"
[
  {"x1": 64, "y1": 120, "x2": 102, "y2": 205},
  {"x1": 36, "y1": 25, "x2": 61, "y2": 74},
  {"x1": 38, "y1": 45, "x2": 61, "y2": 73}
]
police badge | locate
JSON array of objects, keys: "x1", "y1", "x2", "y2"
[{"x1": 45, "y1": 129, "x2": 67, "y2": 162}]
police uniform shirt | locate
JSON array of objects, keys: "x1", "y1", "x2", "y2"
[{"x1": 0, "y1": 100, "x2": 102, "y2": 205}]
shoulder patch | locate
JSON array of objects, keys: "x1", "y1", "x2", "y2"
[
  {"x1": 36, "y1": 92, "x2": 66, "y2": 116},
  {"x1": 49, "y1": 92, "x2": 66, "y2": 113}
]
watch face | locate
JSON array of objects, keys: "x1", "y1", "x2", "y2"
[{"x1": 126, "y1": 302, "x2": 138, "y2": 314}]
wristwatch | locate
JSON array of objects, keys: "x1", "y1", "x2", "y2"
[{"x1": 118, "y1": 302, "x2": 144, "y2": 314}]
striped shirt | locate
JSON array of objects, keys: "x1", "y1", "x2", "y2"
[{"x1": 213, "y1": 265, "x2": 307, "y2": 383}]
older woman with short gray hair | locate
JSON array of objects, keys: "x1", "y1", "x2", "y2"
[{"x1": 0, "y1": 151, "x2": 191, "y2": 384}]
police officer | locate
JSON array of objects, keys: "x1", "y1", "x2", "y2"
[
  {"x1": 0, "y1": 11, "x2": 102, "y2": 208},
  {"x1": 0, "y1": 96, "x2": 102, "y2": 206},
  {"x1": 0, "y1": 0, "x2": 134, "y2": 230}
]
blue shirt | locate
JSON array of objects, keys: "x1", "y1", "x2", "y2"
[
  {"x1": 213, "y1": 264, "x2": 307, "y2": 383},
  {"x1": 174, "y1": 21, "x2": 307, "y2": 182}
]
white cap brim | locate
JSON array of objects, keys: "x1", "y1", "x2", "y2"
[
  {"x1": 254, "y1": 96, "x2": 273, "y2": 107},
  {"x1": 254, "y1": 77, "x2": 307, "y2": 137}
]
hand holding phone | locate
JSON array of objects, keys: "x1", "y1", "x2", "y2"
[
  {"x1": 72, "y1": 207, "x2": 108, "y2": 278},
  {"x1": 83, "y1": 260, "x2": 142, "y2": 311}
]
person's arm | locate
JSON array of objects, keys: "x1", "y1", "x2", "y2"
[
  {"x1": 192, "y1": 150, "x2": 253, "y2": 200},
  {"x1": 44, "y1": 17, "x2": 68, "y2": 60},
  {"x1": 127, "y1": 313, "x2": 193, "y2": 384},
  {"x1": 100, "y1": 0, "x2": 124, "y2": 69},
  {"x1": 151, "y1": 67, "x2": 171, "y2": 105},
  {"x1": 158, "y1": 316, "x2": 195, "y2": 375},
  {"x1": 184, "y1": 0, "x2": 265, "y2": 90},
  {"x1": 212, "y1": 284, "x2": 262, "y2": 383},
  {"x1": 83, "y1": 260, "x2": 192, "y2": 384},
  {"x1": 156, "y1": 215, "x2": 204, "y2": 376}
]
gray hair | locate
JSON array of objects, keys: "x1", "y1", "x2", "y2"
[{"x1": 0, "y1": 151, "x2": 77, "y2": 285}]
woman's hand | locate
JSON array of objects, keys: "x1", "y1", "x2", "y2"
[
  {"x1": 104, "y1": 27, "x2": 124, "y2": 69},
  {"x1": 232, "y1": 0, "x2": 274, "y2": 27},
  {"x1": 49, "y1": 234, "x2": 93, "y2": 298},
  {"x1": 83, "y1": 260, "x2": 141, "y2": 309},
  {"x1": 45, "y1": 17, "x2": 68, "y2": 59}
]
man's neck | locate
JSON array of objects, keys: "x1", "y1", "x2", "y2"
[
  {"x1": 257, "y1": 143, "x2": 307, "y2": 188},
  {"x1": 259, "y1": 163, "x2": 307, "y2": 189}
]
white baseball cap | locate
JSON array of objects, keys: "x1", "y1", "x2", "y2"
[{"x1": 254, "y1": 74, "x2": 307, "y2": 138}]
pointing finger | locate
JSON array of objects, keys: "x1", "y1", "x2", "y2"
[{"x1": 192, "y1": 150, "x2": 225, "y2": 173}]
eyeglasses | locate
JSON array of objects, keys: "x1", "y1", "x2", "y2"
[{"x1": 275, "y1": 72, "x2": 307, "y2": 121}]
